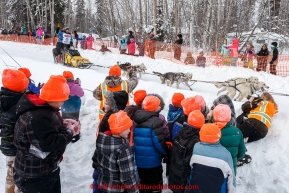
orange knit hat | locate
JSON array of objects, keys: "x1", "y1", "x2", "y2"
[
  {"x1": 193, "y1": 95, "x2": 206, "y2": 108},
  {"x1": 172, "y1": 93, "x2": 185, "y2": 106},
  {"x1": 2, "y1": 69, "x2": 29, "y2": 92},
  {"x1": 108, "y1": 110, "x2": 133, "y2": 135},
  {"x1": 109, "y1": 65, "x2": 121, "y2": 76},
  {"x1": 181, "y1": 97, "x2": 201, "y2": 116},
  {"x1": 39, "y1": 75, "x2": 70, "y2": 102},
  {"x1": 142, "y1": 95, "x2": 161, "y2": 112},
  {"x1": 134, "y1": 90, "x2": 147, "y2": 105},
  {"x1": 200, "y1": 123, "x2": 221, "y2": 144},
  {"x1": 188, "y1": 110, "x2": 205, "y2": 129},
  {"x1": 63, "y1": 71, "x2": 74, "y2": 79},
  {"x1": 18, "y1": 67, "x2": 32, "y2": 78}
]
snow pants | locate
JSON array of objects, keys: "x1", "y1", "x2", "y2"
[
  {"x1": 5, "y1": 156, "x2": 20, "y2": 193},
  {"x1": 14, "y1": 168, "x2": 61, "y2": 193},
  {"x1": 238, "y1": 119, "x2": 264, "y2": 143},
  {"x1": 137, "y1": 165, "x2": 163, "y2": 193}
]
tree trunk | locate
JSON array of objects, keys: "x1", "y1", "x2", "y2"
[
  {"x1": 67, "y1": 0, "x2": 71, "y2": 27},
  {"x1": 50, "y1": 0, "x2": 55, "y2": 43},
  {"x1": 26, "y1": 0, "x2": 35, "y2": 29},
  {"x1": 45, "y1": 0, "x2": 48, "y2": 30},
  {"x1": 175, "y1": 0, "x2": 180, "y2": 34},
  {"x1": 145, "y1": 0, "x2": 148, "y2": 28},
  {"x1": 202, "y1": 0, "x2": 211, "y2": 50},
  {"x1": 138, "y1": 0, "x2": 143, "y2": 31},
  {"x1": 153, "y1": 0, "x2": 157, "y2": 35},
  {"x1": 190, "y1": 0, "x2": 195, "y2": 51}
]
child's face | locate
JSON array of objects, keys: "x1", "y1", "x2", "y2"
[
  {"x1": 154, "y1": 106, "x2": 161, "y2": 112},
  {"x1": 247, "y1": 44, "x2": 251, "y2": 49},
  {"x1": 104, "y1": 99, "x2": 111, "y2": 113},
  {"x1": 224, "y1": 40, "x2": 227, "y2": 44},
  {"x1": 118, "y1": 128, "x2": 130, "y2": 139},
  {"x1": 48, "y1": 101, "x2": 64, "y2": 109}
]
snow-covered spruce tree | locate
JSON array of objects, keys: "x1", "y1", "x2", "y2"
[
  {"x1": 75, "y1": 0, "x2": 86, "y2": 32},
  {"x1": 6, "y1": 0, "x2": 27, "y2": 29},
  {"x1": 155, "y1": 2, "x2": 167, "y2": 42}
]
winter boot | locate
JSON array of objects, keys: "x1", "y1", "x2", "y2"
[{"x1": 57, "y1": 54, "x2": 61, "y2": 63}]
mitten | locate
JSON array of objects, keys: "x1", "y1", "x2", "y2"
[{"x1": 75, "y1": 78, "x2": 81, "y2": 86}]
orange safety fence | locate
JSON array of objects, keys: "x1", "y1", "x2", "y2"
[{"x1": 1, "y1": 35, "x2": 288, "y2": 77}]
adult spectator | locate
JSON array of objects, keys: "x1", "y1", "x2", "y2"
[
  {"x1": 174, "y1": 34, "x2": 183, "y2": 60},
  {"x1": 127, "y1": 31, "x2": 136, "y2": 55},
  {"x1": 269, "y1": 42, "x2": 279, "y2": 75},
  {"x1": 256, "y1": 44, "x2": 269, "y2": 72}
]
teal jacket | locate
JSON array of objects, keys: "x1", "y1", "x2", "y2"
[
  {"x1": 221, "y1": 38, "x2": 231, "y2": 56},
  {"x1": 220, "y1": 123, "x2": 246, "y2": 174}
]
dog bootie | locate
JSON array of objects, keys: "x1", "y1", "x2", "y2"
[{"x1": 237, "y1": 154, "x2": 252, "y2": 167}]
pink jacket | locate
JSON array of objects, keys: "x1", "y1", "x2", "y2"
[
  {"x1": 227, "y1": 38, "x2": 239, "y2": 58},
  {"x1": 37, "y1": 29, "x2": 44, "y2": 37}
]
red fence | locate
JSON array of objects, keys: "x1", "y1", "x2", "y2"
[{"x1": 1, "y1": 35, "x2": 288, "y2": 77}]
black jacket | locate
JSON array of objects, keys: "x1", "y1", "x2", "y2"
[
  {"x1": 0, "y1": 87, "x2": 24, "y2": 156},
  {"x1": 270, "y1": 48, "x2": 279, "y2": 64},
  {"x1": 257, "y1": 49, "x2": 269, "y2": 56},
  {"x1": 13, "y1": 93, "x2": 73, "y2": 178},
  {"x1": 171, "y1": 114, "x2": 188, "y2": 141},
  {"x1": 169, "y1": 123, "x2": 200, "y2": 192},
  {"x1": 98, "y1": 110, "x2": 113, "y2": 133},
  {"x1": 175, "y1": 39, "x2": 183, "y2": 45}
]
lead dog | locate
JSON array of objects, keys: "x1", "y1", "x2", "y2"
[{"x1": 153, "y1": 71, "x2": 193, "y2": 90}]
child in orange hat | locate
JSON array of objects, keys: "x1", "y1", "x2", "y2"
[
  {"x1": 124, "y1": 89, "x2": 147, "y2": 120},
  {"x1": 167, "y1": 93, "x2": 185, "y2": 134},
  {"x1": 92, "y1": 111, "x2": 137, "y2": 193},
  {"x1": 171, "y1": 97, "x2": 201, "y2": 140},
  {"x1": 133, "y1": 95, "x2": 168, "y2": 193},
  {"x1": 189, "y1": 123, "x2": 236, "y2": 192},
  {"x1": 13, "y1": 75, "x2": 78, "y2": 193},
  {"x1": 18, "y1": 67, "x2": 42, "y2": 94},
  {"x1": 169, "y1": 110, "x2": 205, "y2": 192},
  {"x1": 193, "y1": 95, "x2": 210, "y2": 122},
  {"x1": 0, "y1": 69, "x2": 28, "y2": 193}
]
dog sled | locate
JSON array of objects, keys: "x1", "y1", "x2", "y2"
[{"x1": 53, "y1": 47, "x2": 94, "y2": 69}]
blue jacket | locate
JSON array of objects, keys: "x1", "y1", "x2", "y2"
[
  {"x1": 133, "y1": 110, "x2": 167, "y2": 168},
  {"x1": 120, "y1": 37, "x2": 128, "y2": 50},
  {"x1": 170, "y1": 114, "x2": 187, "y2": 141},
  {"x1": 27, "y1": 81, "x2": 40, "y2": 95},
  {"x1": 189, "y1": 142, "x2": 236, "y2": 193},
  {"x1": 58, "y1": 31, "x2": 73, "y2": 44},
  {"x1": 61, "y1": 95, "x2": 81, "y2": 113},
  {"x1": 167, "y1": 104, "x2": 183, "y2": 123}
]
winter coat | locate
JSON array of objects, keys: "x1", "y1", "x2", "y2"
[
  {"x1": 21, "y1": 27, "x2": 27, "y2": 35},
  {"x1": 196, "y1": 56, "x2": 206, "y2": 65},
  {"x1": 124, "y1": 105, "x2": 141, "y2": 121},
  {"x1": 86, "y1": 36, "x2": 94, "y2": 49},
  {"x1": 1, "y1": 29, "x2": 8, "y2": 34},
  {"x1": 0, "y1": 87, "x2": 23, "y2": 156},
  {"x1": 58, "y1": 30, "x2": 72, "y2": 45},
  {"x1": 221, "y1": 38, "x2": 231, "y2": 56},
  {"x1": 245, "y1": 48, "x2": 255, "y2": 60},
  {"x1": 92, "y1": 133, "x2": 137, "y2": 193},
  {"x1": 37, "y1": 29, "x2": 44, "y2": 37},
  {"x1": 171, "y1": 114, "x2": 187, "y2": 141},
  {"x1": 270, "y1": 47, "x2": 279, "y2": 64},
  {"x1": 31, "y1": 30, "x2": 36, "y2": 37},
  {"x1": 98, "y1": 91, "x2": 129, "y2": 134},
  {"x1": 257, "y1": 48, "x2": 269, "y2": 56},
  {"x1": 219, "y1": 123, "x2": 246, "y2": 174},
  {"x1": 127, "y1": 35, "x2": 136, "y2": 55},
  {"x1": 227, "y1": 38, "x2": 239, "y2": 58},
  {"x1": 120, "y1": 37, "x2": 128, "y2": 50},
  {"x1": 167, "y1": 104, "x2": 183, "y2": 133},
  {"x1": 27, "y1": 80, "x2": 41, "y2": 95},
  {"x1": 133, "y1": 110, "x2": 168, "y2": 168},
  {"x1": 169, "y1": 123, "x2": 200, "y2": 193},
  {"x1": 211, "y1": 95, "x2": 236, "y2": 126},
  {"x1": 13, "y1": 93, "x2": 73, "y2": 178},
  {"x1": 175, "y1": 39, "x2": 183, "y2": 45},
  {"x1": 61, "y1": 81, "x2": 84, "y2": 114},
  {"x1": 189, "y1": 142, "x2": 236, "y2": 193}
]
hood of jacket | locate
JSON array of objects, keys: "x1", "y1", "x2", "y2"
[
  {"x1": 0, "y1": 87, "x2": 23, "y2": 112},
  {"x1": 16, "y1": 93, "x2": 54, "y2": 116},
  {"x1": 104, "y1": 90, "x2": 128, "y2": 113},
  {"x1": 97, "y1": 132, "x2": 127, "y2": 155},
  {"x1": 104, "y1": 76, "x2": 122, "y2": 88},
  {"x1": 133, "y1": 109, "x2": 159, "y2": 124},
  {"x1": 178, "y1": 122, "x2": 200, "y2": 142},
  {"x1": 124, "y1": 105, "x2": 141, "y2": 119}
]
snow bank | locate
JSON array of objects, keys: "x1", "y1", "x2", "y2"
[{"x1": 0, "y1": 41, "x2": 288, "y2": 193}]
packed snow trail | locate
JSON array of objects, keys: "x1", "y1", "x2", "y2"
[{"x1": 0, "y1": 41, "x2": 288, "y2": 193}]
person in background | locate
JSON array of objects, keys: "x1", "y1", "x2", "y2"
[
  {"x1": 86, "y1": 34, "x2": 94, "y2": 50},
  {"x1": 92, "y1": 111, "x2": 137, "y2": 193},
  {"x1": 136, "y1": 31, "x2": 145, "y2": 56},
  {"x1": 13, "y1": 75, "x2": 78, "y2": 193},
  {"x1": 269, "y1": 42, "x2": 279, "y2": 75},
  {"x1": 221, "y1": 38, "x2": 231, "y2": 66},
  {"x1": 61, "y1": 71, "x2": 84, "y2": 143},
  {"x1": 0, "y1": 69, "x2": 28, "y2": 193},
  {"x1": 256, "y1": 44, "x2": 269, "y2": 72},
  {"x1": 56, "y1": 27, "x2": 73, "y2": 62},
  {"x1": 18, "y1": 67, "x2": 42, "y2": 95},
  {"x1": 36, "y1": 26, "x2": 44, "y2": 43},
  {"x1": 227, "y1": 38, "x2": 239, "y2": 66},
  {"x1": 174, "y1": 34, "x2": 183, "y2": 60},
  {"x1": 145, "y1": 32, "x2": 156, "y2": 59},
  {"x1": 127, "y1": 31, "x2": 136, "y2": 55},
  {"x1": 74, "y1": 31, "x2": 79, "y2": 48},
  {"x1": 244, "y1": 43, "x2": 255, "y2": 70},
  {"x1": 184, "y1": 52, "x2": 195, "y2": 65},
  {"x1": 188, "y1": 123, "x2": 236, "y2": 193},
  {"x1": 196, "y1": 51, "x2": 206, "y2": 68},
  {"x1": 120, "y1": 35, "x2": 128, "y2": 54}
]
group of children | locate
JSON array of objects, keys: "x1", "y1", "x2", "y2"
[{"x1": 91, "y1": 80, "x2": 278, "y2": 193}]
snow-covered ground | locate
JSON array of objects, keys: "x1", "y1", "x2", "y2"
[{"x1": 0, "y1": 41, "x2": 289, "y2": 193}]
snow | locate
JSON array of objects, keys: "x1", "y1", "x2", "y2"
[{"x1": 0, "y1": 41, "x2": 289, "y2": 193}]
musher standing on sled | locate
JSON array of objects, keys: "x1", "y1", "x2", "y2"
[{"x1": 55, "y1": 27, "x2": 73, "y2": 63}]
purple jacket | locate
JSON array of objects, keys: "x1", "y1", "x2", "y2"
[
  {"x1": 159, "y1": 113, "x2": 170, "y2": 141},
  {"x1": 67, "y1": 82, "x2": 84, "y2": 97},
  {"x1": 61, "y1": 82, "x2": 84, "y2": 113}
]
